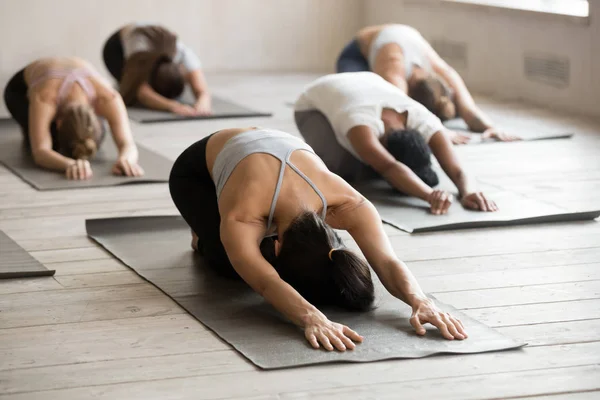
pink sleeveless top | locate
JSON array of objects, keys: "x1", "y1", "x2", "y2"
[{"x1": 27, "y1": 66, "x2": 98, "y2": 106}]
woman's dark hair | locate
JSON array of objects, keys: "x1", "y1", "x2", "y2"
[
  {"x1": 149, "y1": 58, "x2": 185, "y2": 99},
  {"x1": 119, "y1": 25, "x2": 182, "y2": 105},
  {"x1": 56, "y1": 103, "x2": 101, "y2": 160},
  {"x1": 275, "y1": 211, "x2": 375, "y2": 311},
  {"x1": 411, "y1": 76, "x2": 456, "y2": 121},
  {"x1": 386, "y1": 129, "x2": 439, "y2": 187}
]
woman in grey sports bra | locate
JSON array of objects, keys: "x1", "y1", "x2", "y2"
[
  {"x1": 337, "y1": 24, "x2": 520, "y2": 144},
  {"x1": 169, "y1": 127, "x2": 467, "y2": 352}
]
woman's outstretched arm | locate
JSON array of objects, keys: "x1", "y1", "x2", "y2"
[
  {"x1": 187, "y1": 69, "x2": 212, "y2": 115},
  {"x1": 428, "y1": 131, "x2": 498, "y2": 211},
  {"x1": 221, "y1": 219, "x2": 362, "y2": 351},
  {"x1": 95, "y1": 90, "x2": 143, "y2": 177},
  {"x1": 347, "y1": 125, "x2": 452, "y2": 214},
  {"x1": 341, "y1": 197, "x2": 467, "y2": 340}
]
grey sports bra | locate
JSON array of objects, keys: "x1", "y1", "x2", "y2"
[{"x1": 212, "y1": 129, "x2": 328, "y2": 232}]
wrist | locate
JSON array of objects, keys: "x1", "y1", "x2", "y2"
[{"x1": 299, "y1": 306, "x2": 325, "y2": 328}]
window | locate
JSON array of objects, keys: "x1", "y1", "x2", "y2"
[{"x1": 443, "y1": 0, "x2": 589, "y2": 18}]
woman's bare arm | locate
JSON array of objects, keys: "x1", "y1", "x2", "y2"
[
  {"x1": 28, "y1": 98, "x2": 72, "y2": 171},
  {"x1": 341, "y1": 198, "x2": 467, "y2": 339},
  {"x1": 187, "y1": 69, "x2": 211, "y2": 115},
  {"x1": 429, "y1": 131, "x2": 498, "y2": 211},
  {"x1": 347, "y1": 126, "x2": 432, "y2": 200},
  {"x1": 95, "y1": 90, "x2": 143, "y2": 177},
  {"x1": 221, "y1": 218, "x2": 362, "y2": 351}
]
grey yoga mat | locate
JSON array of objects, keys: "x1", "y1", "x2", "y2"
[
  {"x1": 0, "y1": 230, "x2": 55, "y2": 279},
  {"x1": 443, "y1": 118, "x2": 573, "y2": 143},
  {"x1": 354, "y1": 178, "x2": 600, "y2": 234},
  {"x1": 0, "y1": 119, "x2": 170, "y2": 190},
  {"x1": 86, "y1": 216, "x2": 525, "y2": 370},
  {"x1": 127, "y1": 92, "x2": 272, "y2": 123}
]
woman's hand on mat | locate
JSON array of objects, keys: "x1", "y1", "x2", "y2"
[
  {"x1": 112, "y1": 156, "x2": 144, "y2": 177},
  {"x1": 482, "y1": 127, "x2": 521, "y2": 142},
  {"x1": 410, "y1": 298, "x2": 468, "y2": 340},
  {"x1": 194, "y1": 96, "x2": 212, "y2": 116},
  {"x1": 65, "y1": 159, "x2": 93, "y2": 180},
  {"x1": 427, "y1": 190, "x2": 453, "y2": 215},
  {"x1": 461, "y1": 192, "x2": 498, "y2": 212},
  {"x1": 447, "y1": 130, "x2": 472, "y2": 145},
  {"x1": 171, "y1": 103, "x2": 198, "y2": 117},
  {"x1": 304, "y1": 313, "x2": 363, "y2": 351}
]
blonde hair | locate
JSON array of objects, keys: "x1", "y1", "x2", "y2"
[{"x1": 56, "y1": 103, "x2": 100, "y2": 160}]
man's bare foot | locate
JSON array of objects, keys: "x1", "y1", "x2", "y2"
[{"x1": 191, "y1": 229, "x2": 199, "y2": 251}]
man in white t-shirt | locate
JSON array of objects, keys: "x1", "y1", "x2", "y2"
[{"x1": 294, "y1": 72, "x2": 497, "y2": 215}]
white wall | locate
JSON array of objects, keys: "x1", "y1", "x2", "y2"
[
  {"x1": 363, "y1": 0, "x2": 599, "y2": 118},
  {"x1": 0, "y1": 0, "x2": 362, "y2": 114}
]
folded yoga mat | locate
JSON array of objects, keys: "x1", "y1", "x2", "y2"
[
  {"x1": 127, "y1": 91, "x2": 272, "y2": 123},
  {"x1": 443, "y1": 118, "x2": 573, "y2": 143},
  {"x1": 0, "y1": 230, "x2": 55, "y2": 279},
  {"x1": 0, "y1": 119, "x2": 170, "y2": 190},
  {"x1": 354, "y1": 178, "x2": 600, "y2": 234},
  {"x1": 87, "y1": 215, "x2": 525, "y2": 370}
]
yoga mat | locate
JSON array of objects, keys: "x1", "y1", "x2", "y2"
[
  {"x1": 354, "y1": 178, "x2": 600, "y2": 233},
  {"x1": 87, "y1": 216, "x2": 525, "y2": 370},
  {"x1": 0, "y1": 230, "x2": 55, "y2": 279},
  {"x1": 0, "y1": 119, "x2": 170, "y2": 190},
  {"x1": 127, "y1": 92, "x2": 272, "y2": 123},
  {"x1": 444, "y1": 118, "x2": 573, "y2": 143}
]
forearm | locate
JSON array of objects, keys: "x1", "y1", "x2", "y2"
[
  {"x1": 380, "y1": 70, "x2": 408, "y2": 93},
  {"x1": 381, "y1": 162, "x2": 432, "y2": 200},
  {"x1": 461, "y1": 106, "x2": 493, "y2": 133},
  {"x1": 379, "y1": 259, "x2": 427, "y2": 306},
  {"x1": 32, "y1": 149, "x2": 73, "y2": 171},
  {"x1": 137, "y1": 87, "x2": 178, "y2": 112},
  {"x1": 260, "y1": 276, "x2": 322, "y2": 328},
  {"x1": 447, "y1": 167, "x2": 476, "y2": 197}
]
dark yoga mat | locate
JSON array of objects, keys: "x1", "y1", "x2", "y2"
[
  {"x1": 0, "y1": 230, "x2": 55, "y2": 279},
  {"x1": 355, "y1": 178, "x2": 600, "y2": 234},
  {"x1": 86, "y1": 215, "x2": 525, "y2": 370},
  {"x1": 127, "y1": 92, "x2": 272, "y2": 123},
  {"x1": 0, "y1": 119, "x2": 171, "y2": 190},
  {"x1": 443, "y1": 118, "x2": 573, "y2": 143}
]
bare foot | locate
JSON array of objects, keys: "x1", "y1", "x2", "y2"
[{"x1": 191, "y1": 229, "x2": 199, "y2": 251}]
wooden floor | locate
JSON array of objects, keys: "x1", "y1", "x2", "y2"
[{"x1": 1, "y1": 73, "x2": 600, "y2": 399}]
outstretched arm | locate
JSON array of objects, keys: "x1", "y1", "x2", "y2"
[
  {"x1": 136, "y1": 83, "x2": 197, "y2": 116},
  {"x1": 342, "y1": 199, "x2": 467, "y2": 340},
  {"x1": 221, "y1": 219, "x2": 362, "y2": 351},
  {"x1": 95, "y1": 91, "x2": 143, "y2": 177},
  {"x1": 347, "y1": 125, "x2": 451, "y2": 214},
  {"x1": 187, "y1": 69, "x2": 212, "y2": 115},
  {"x1": 430, "y1": 55, "x2": 493, "y2": 133},
  {"x1": 429, "y1": 131, "x2": 498, "y2": 211},
  {"x1": 29, "y1": 98, "x2": 92, "y2": 180}
]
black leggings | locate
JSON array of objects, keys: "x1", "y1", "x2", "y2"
[
  {"x1": 3, "y1": 69, "x2": 59, "y2": 149},
  {"x1": 336, "y1": 39, "x2": 370, "y2": 73},
  {"x1": 169, "y1": 135, "x2": 276, "y2": 279},
  {"x1": 102, "y1": 30, "x2": 125, "y2": 81}
]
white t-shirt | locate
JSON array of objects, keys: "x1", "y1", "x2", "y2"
[
  {"x1": 294, "y1": 72, "x2": 444, "y2": 161},
  {"x1": 121, "y1": 23, "x2": 202, "y2": 72}
]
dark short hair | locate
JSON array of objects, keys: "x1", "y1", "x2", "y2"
[
  {"x1": 386, "y1": 129, "x2": 439, "y2": 187},
  {"x1": 149, "y1": 58, "x2": 185, "y2": 99},
  {"x1": 411, "y1": 77, "x2": 455, "y2": 121},
  {"x1": 275, "y1": 211, "x2": 375, "y2": 311}
]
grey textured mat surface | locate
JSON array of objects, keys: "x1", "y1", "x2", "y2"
[
  {"x1": 443, "y1": 118, "x2": 573, "y2": 143},
  {"x1": 0, "y1": 230, "x2": 55, "y2": 279},
  {"x1": 127, "y1": 92, "x2": 272, "y2": 123},
  {"x1": 86, "y1": 216, "x2": 525, "y2": 370},
  {"x1": 355, "y1": 178, "x2": 600, "y2": 233},
  {"x1": 0, "y1": 119, "x2": 171, "y2": 190}
]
